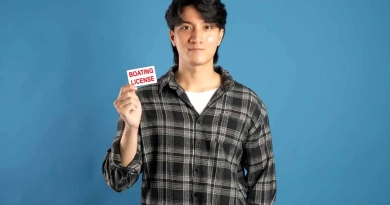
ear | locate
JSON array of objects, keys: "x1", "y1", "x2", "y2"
[
  {"x1": 169, "y1": 30, "x2": 175, "y2": 47},
  {"x1": 217, "y1": 28, "x2": 225, "y2": 46}
]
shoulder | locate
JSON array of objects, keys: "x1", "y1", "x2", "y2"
[
  {"x1": 134, "y1": 66, "x2": 174, "y2": 99},
  {"x1": 230, "y1": 80, "x2": 268, "y2": 117},
  {"x1": 220, "y1": 66, "x2": 267, "y2": 113},
  {"x1": 135, "y1": 83, "x2": 158, "y2": 97},
  {"x1": 231, "y1": 80, "x2": 267, "y2": 109},
  {"x1": 134, "y1": 75, "x2": 166, "y2": 101}
]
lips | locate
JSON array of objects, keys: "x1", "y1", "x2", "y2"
[{"x1": 189, "y1": 48, "x2": 204, "y2": 51}]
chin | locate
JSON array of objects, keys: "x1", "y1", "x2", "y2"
[
  {"x1": 187, "y1": 58, "x2": 212, "y2": 66},
  {"x1": 188, "y1": 61, "x2": 207, "y2": 66}
]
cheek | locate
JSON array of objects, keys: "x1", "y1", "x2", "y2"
[
  {"x1": 174, "y1": 37, "x2": 185, "y2": 51},
  {"x1": 175, "y1": 34, "x2": 190, "y2": 48},
  {"x1": 205, "y1": 34, "x2": 219, "y2": 45}
]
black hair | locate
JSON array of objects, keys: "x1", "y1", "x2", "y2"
[{"x1": 165, "y1": 0, "x2": 227, "y2": 65}]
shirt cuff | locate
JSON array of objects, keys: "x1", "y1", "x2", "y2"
[{"x1": 110, "y1": 136, "x2": 142, "y2": 174}]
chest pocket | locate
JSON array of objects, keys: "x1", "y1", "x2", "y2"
[{"x1": 211, "y1": 110, "x2": 249, "y2": 165}]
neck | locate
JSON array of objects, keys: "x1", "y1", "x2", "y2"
[{"x1": 174, "y1": 61, "x2": 222, "y2": 92}]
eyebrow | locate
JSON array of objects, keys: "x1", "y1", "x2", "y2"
[
  {"x1": 179, "y1": 20, "x2": 213, "y2": 25},
  {"x1": 179, "y1": 21, "x2": 196, "y2": 25}
]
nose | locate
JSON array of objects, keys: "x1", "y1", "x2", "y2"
[{"x1": 189, "y1": 27, "x2": 203, "y2": 44}]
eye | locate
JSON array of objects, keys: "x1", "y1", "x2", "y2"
[
  {"x1": 205, "y1": 25, "x2": 213, "y2": 30},
  {"x1": 181, "y1": 26, "x2": 191, "y2": 30}
]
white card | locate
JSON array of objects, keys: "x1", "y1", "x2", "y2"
[{"x1": 127, "y1": 66, "x2": 157, "y2": 86}]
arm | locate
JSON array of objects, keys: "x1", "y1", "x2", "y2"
[
  {"x1": 102, "y1": 116, "x2": 143, "y2": 192},
  {"x1": 243, "y1": 104, "x2": 277, "y2": 205}
]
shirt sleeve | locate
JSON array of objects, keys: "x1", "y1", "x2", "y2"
[
  {"x1": 102, "y1": 115, "x2": 143, "y2": 192},
  {"x1": 243, "y1": 102, "x2": 277, "y2": 205}
]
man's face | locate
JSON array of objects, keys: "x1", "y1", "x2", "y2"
[{"x1": 170, "y1": 5, "x2": 224, "y2": 66}]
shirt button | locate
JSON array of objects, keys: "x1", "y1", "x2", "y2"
[
  {"x1": 193, "y1": 192, "x2": 199, "y2": 200},
  {"x1": 195, "y1": 140, "x2": 200, "y2": 147}
]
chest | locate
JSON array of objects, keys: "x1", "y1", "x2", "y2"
[{"x1": 139, "y1": 95, "x2": 251, "y2": 155}]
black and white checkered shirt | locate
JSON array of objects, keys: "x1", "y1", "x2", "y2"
[{"x1": 102, "y1": 65, "x2": 277, "y2": 205}]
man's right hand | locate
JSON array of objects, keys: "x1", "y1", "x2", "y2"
[{"x1": 114, "y1": 84, "x2": 142, "y2": 130}]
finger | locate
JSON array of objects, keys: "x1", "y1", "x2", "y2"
[
  {"x1": 118, "y1": 84, "x2": 137, "y2": 97},
  {"x1": 118, "y1": 88, "x2": 139, "y2": 101},
  {"x1": 117, "y1": 98, "x2": 138, "y2": 109},
  {"x1": 114, "y1": 97, "x2": 130, "y2": 109},
  {"x1": 115, "y1": 97, "x2": 139, "y2": 111},
  {"x1": 117, "y1": 92, "x2": 139, "y2": 103},
  {"x1": 118, "y1": 84, "x2": 138, "y2": 97},
  {"x1": 118, "y1": 100, "x2": 138, "y2": 113}
]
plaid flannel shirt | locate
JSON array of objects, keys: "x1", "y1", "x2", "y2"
[{"x1": 102, "y1": 65, "x2": 277, "y2": 205}]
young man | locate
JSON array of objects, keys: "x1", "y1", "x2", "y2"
[{"x1": 102, "y1": 0, "x2": 277, "y2": 204}]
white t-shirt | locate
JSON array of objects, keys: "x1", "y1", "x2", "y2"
[{"x1": 185, "y1": 88, "x2": 218, "y2": 114}]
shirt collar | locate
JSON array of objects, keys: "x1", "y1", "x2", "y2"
[{"x1": 158, "y1": 65, "x2": 235, "y2": 94}]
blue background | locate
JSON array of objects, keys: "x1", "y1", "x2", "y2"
[{"x1": 1, "y1": 0, "x2": 389, "y2": 204}]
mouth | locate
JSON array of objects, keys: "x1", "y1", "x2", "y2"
[{"x1": 189, "y1": 48, "x2": 204, "y2": 51}]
